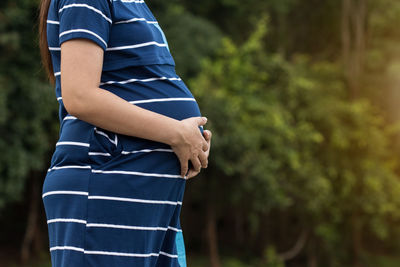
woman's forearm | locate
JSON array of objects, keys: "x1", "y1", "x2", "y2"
[
  {"x1": 65, "y1": 86, "x2": 183, "y2": 146},
  {"x1": 59, "y1": 39, "x2": 195, "y2": 148}
]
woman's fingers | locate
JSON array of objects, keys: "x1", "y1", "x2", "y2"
[
  {"x1": 186, "y1": 169, "x2": 194, "y2": 179},
  {"x1": 178, "y1": 155, "x2": 189, "y2": 178},
  {"x1": 187, "y1": 169, "x2": 200, "y2": 179},
  {"x1": 203, "y1": 130, "x2": 212, "y2": 157},
  {"x1": 198, "y1": 151, "x2": 208, "y2": 168},
  {"x1": 203, "y1": 130, "x2": 212, "y2": 141},
  {"x1": 202, "y1": 140, "x2": 209, "y2": 152},
  {"x1": 190, "y1": 156, "x2": 202, "y2": 172}
]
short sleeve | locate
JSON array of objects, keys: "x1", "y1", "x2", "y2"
[{"x1": 57, "y1": 0, "x2": 112, "y2": 51}]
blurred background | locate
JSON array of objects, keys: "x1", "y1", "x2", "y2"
[{"x1": 2, "y1": 0, "x2": 400, "y2": 266}]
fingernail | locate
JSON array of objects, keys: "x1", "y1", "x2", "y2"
[{"x1": 203, "y1": 117, "x2": 207, "y2": 122}]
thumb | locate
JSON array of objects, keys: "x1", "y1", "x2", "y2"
[{"x1": 196, "y1": 116, "x2": 207, "y2": 127}]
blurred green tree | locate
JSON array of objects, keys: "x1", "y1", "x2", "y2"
[
  {"x1": 148, "y1": 1, "x2": 222, "y2": 79},
  {"x1": 0, "y1": 0, "x2": 58, "y2": 261},
  {"x1": 0, "y1": 0, "x2": 57, "y2": 210},
  {"x1": 188, "y1": 17, "x2": 400, "y2": 266}
]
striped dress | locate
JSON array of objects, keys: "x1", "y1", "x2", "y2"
[{"x1": 42, "y1": 0, "x2": 202, "y2": 266}]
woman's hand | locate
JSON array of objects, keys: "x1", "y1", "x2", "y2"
[
  {"x1": 186, "y1": 129, "x2": 212, "y2": 179},
  {"x1": 170, "y1": 117, "x2": 209, "y2": 178}
]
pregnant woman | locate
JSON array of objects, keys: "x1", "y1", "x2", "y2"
[{"x1": 38, "y1": 0, "x2": 212, "y2": 266}]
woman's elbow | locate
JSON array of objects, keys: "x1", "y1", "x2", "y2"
[{"x1": 61, "y1": 85, "x2": 90, "y2": 117}]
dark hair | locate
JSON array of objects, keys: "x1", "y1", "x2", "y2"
[{"x1": 39, "y1": 0, "x2": 55, "y2": 84}]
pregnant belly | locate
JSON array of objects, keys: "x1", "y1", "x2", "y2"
[
  {"x1": 117, "y1": 98, "x2": 203, "y2": 152},
  {"x1": 99, "y1": 64, "x2": 205, "y2": 154},
  {"x1": 101, "y1": 78, "x2": 202, "y2": 121},
  {"x1": 112, "y1": 98, "x2": 203, "y2": 165},
  {"x1": 100, "y1": 64, "x2": 201, "y2": 120}
]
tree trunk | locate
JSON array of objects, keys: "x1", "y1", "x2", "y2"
[
  {"x1": 206, "y1": 202, "x2": 221, "y2": 267},
  {"x1": 20, "y1": 171, "x2": 40, "y2": 263},
  {"x1": 341, "y1": 0, "x2": 367, "y2": 99},
  {"x1": 308, "y1": 254, "x2": 318, "y2": 267},
  {"x1": 234, "y1": 208, "x2": 244, "y2": 245},
  {"x1": 342, "y1": 0, "x2": 351, "y2": 69},
  {"x1": 307, "y1": 234, "x2": 318, "y2": 267},
  {"x1": 351, "y1": 212, "x2": 363, "y2": 267}
]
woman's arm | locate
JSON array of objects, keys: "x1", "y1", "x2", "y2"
[{"x1": 60, "y1": 39, "x2": 208, "y2": 178}]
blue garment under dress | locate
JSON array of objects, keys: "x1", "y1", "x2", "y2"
[{"x1": 42, "y1": 0, "x2": 201, "y2": 266}]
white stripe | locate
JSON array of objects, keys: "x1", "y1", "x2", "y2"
[
  {"x1": 129, "y1": 97, "x2": 196, "y2": 105},
  {"x1": 168, "y1": 226, "x2": 182, "y2": 232},
  {"x1": 49, "y1": 47, "x2": 61, "y2": 51},
  {"x1": 88, "y1": 195, "x2": 182, "y2": 205},
  {"x1": 84, "y1": 250, "x2": 159, "y2": 257},
  {"x1": 54, "y1": 72, "x2": 61, "y2": 77},
  {"x1": 100, "y1": 76, "x2": 181, "y2": 86},
  {"x1": 56, "y1": 141, "x2": 90, "y2": 147},
  {"x1": 106, "y1": 41, "x2": 167, "y2": 51},
  {"x1": 46, "y1": 218, "x2": 182, "y2": 232},
  {"x1": 47, "y1": 218, "x2": 87, "y2": 224},
  {"x1": 88, "y1": 152, "x2": 112, "y2": 156},
  {"x1": 57, "y1": 97, "x2": 62, "y2": 101},
  {"x1": 49, "y1": 246, "x2": 177, "y2": 258},
  {"x1": 115, "y1": 18, "x2": 157, "y2": 25},
  {"x1": 47, "y1": 165, "x2": 91, "y2": 172},
  {"x1": 86, "y1": 223, "x2": 182, "y2": 232},
  {"x1": 94, "y1": 127, "x2": 117, "y2": 146},
  {"x1": 159, "y1": 251, "x2": 178, "y2": 258},
  {"x1": 42, "y1": 190, "x2": 88, "y2": 198},
  {"x1": 63, "y1": 115, "x2": 77, "y2": 120},
  {"x1": 60, "y1": 29, "x2": 107, "y2": 48},
  {"x1": 50, "y1": 246, "x2": 84, "y2": 253},
  {"x1": 91, "y1": 169, "x2": 183, "y2": 179},
  {"x1": 46, "y1": 219, "x2": 181, "y2": 233},
  {"x1": 114, "y1": 0, "x2": 145, "y2": 3},
  {"x1": 59, "y1": 4, "x2": 112, "y2": 24},
  {"x1": 47, "y1": 20, "x2": 60, "y2": 25},
  {"x1": 121, "y1": 148, "x2": 173, "y2": 155},
  {"x1": 86, "y1": 223, "x2": 168, "y2": 231}
]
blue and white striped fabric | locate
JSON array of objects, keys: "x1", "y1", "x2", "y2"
[{"x1": 42, "y1": 0, "x2": 201, "y2": 266}]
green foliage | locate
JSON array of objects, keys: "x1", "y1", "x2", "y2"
[
  {"x1": 189, "y1": 16, "x2": 400, "y2": 264},
  {"x1": 0, "y1": 0, "x2": 58, "y2": 209},
  {"x1": 365, "y1": 0, "x2": 400, "y2": 122},
  {"x1": 149, "y1": 3, "x2": 222, "y2": 79},
  {"x1": 262, "y1": 246, "x2": 285, "y2": 267}
]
